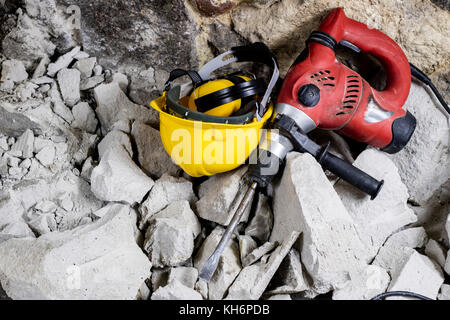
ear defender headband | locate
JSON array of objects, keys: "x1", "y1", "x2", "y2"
[{"x1": 163, "y1": 42, "x2": 280, "y2": 124}]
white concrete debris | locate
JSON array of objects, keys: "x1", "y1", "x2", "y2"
[
  {"x1": 388, "y1": 82, "x2": 449, "y2": 205},
  {"x1": 93, "y1": 65, "x2": 103, "y2": 76},
  {"x1": 46, "y1": 46, "x2": 80, "y2": 77},
  {"x1": 264, "y1": 248, "x2": 309, "y2": 296},
  {"x1": 73, "y1": 51, "x2": 89, "y2": 60},
  {"x1": 1, "y1": 59, "x2": 28, "y2": 84},
  {"x1": 56, "y1": 68, "x2": 80, "y2": 107},
  {"x1": 196, "y1": 166, "x2": 251, "y2": 226},
  {"x1": 71, "y1": 102, "x2": 98, "y2": 133},
  {"x1": 0, "y1": 204, "x2": 151, "y2": 299},
  {"x1": 387, "y1": 250, "x2": 444, "y2": 300},
  {"x1": 94, "y1": 82, "x2": 158, "y2": 134},
  {"x1": 242, "y1": 242, "x2": 277, "y2": 267},
  {"x1": 10, "y1": 129, "x2": 34, "y2": 158},
  {"x1": 194, "y1": 226, "x2": 242, "y2": 300},
  {"x1": 335, "y1": 149, "x2": 417, "y2": 259},
  {"x1": 27, "y1": 213, "x2": 56, "y2": 235},
  {"x1": 131, "y1": 121, "x2": 180, "y2": 178},
  {"x1": 151, "y1": 268, "x2": 170, "y2": 292},
  {"x1": 97, "y1": 130, "x2": 133, "y2": 159},
  {"x1": 35, "y1": 144, "x2": 55, "y2": 167},
  {"x1": 373, "y1": 227, "x2": 428, "y2": 275},
  {"x1": 139, "y1": 174, "x2": 197, "y2": 228},
  {"x1": 194, "y1": 280, "x2": 209, "y2": 300},
  {"x1": 0, "y1": 221, "x2": 35, "y2": 243},
  {"x1": 446, "y1": 215, "x2": 450, "y2": 275},
  {"x1": 73, "y1": 57, "x2": 96, "y2": 79},
  {"x1": 112, "y1": 72, "x2": 129, "y2": 92},
  {"x1": 90, "y1": 144, "x2": 154, "y2": 204},
  {"x1": 271, "y1": 152, "x2": 369, "y2": 296},
  {"x1": 144, "y1": 200, "x2": 201, "y2": 268},
  {"x1": 32, "y1": 56, "x2": 50, "y2": 79},
  {"x1": 226, "y1": 231, "x2": 299, "y2": 300},
  {"x1": 151, "y1": 280, "x2": 203, "y2": 300},
  {"x1": 332, "y1": 265, "x2": 390, "y2": 300},
  {"x1": 80, "y1": 75, "x2": 105, "y2": 90},
  {"x1": 268, "y1": 294, "x2": 291, "y2": 300},
  {"x1": 438, "y1": 284, "x2": 450, "y2": 300},
  {"x1": 238, "y1": 235, "x2": 257, "y2": 263},
  {"x1": 52, "y1": 101, "x2": 73, "y2": 124},
  {"x1": 167, "y1": 267, "x2": 199, "y2": 289},
  {"x1": 425, "y1": 239, "x2": 447, "y2": 268},
  {"x1": 245, "y1": 193, "x2": 273, "y2": 242}
]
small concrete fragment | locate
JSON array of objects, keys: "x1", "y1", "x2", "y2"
[
  {"x1": 265, "y1": 248, "x2": 309, "y2": 295},
  {"x1": 131, "y1": 121, "x2": 180, "y2": 178},
  {"x1": 238, "y1": 235, "x2": 257, "y2": 263},
  {"x1": 151, "y1": 280, "x2": 203, "y2": 300},
  {"x1": 32, "y1": 56, "x2": 50, "y2": 79},
  {"x1": 387, "y1": 250, "x2": 444, "y2": 300},
  {"x1": 196, "y1": 166, "x2": 251, "y2": 226},
  {"x1": 73, "y1": 57, "x2": 96, "y2": 79},
  {"x1": 144, "y1": 201, "x2": 201, "y2": 268},
  {"x1": 35, "y1": 144, "x2": 55, "y2": 167},
  {"x1": 151, "y1": 268, "x2": 170, "y2": 292},
  {"x1": 267, "y1": 294, "x2": 291, "y2": 300},
  {"x1": 1, "y1": 60, "x2": 28, "y2": 84},
  {"x1": 90, "y1": 145, "x2": 154, "y2": 204},
  {"x1": 71, "y1": 102, "x2": 98, "y2": 133},
  {"x1": 271, "y1": 153, "x2": 369, "y2": 295},
  {"x1": 194, "y1": 226, "x2": 242, "y2": 300},
  {"x1": 425, "y1": 239, "x2": 447, "y2": 268},
  {"x1": 94, "y1": 82, "x2": 158, "y2": 134},
  {"x1": 242, "y1": 242, "x2": 277, "y2": 267},
  {"x1": 52, "y1": 101, "x2": 74, "y2": 124},
  {"x1": 97, "y1": 130, "x2": 133, "y2": 159},
  {"x1": 11, "y1": 129, "x2": 34, "y2": 159},
  {"x1": 0, "y1": 221, "x2": 35, "y2": 241},
  {"x1": 438, "y1": 284, "x2": 450, "y2": 300},
  {"x1": 226, "y1": 231, "x2": 299, "y2": 300},
  {"x1": 0, "y1": 204, "x2": 151, "y2": 299},
  {"x1": 80, "y1": 75, "x2": 105, "y2": 90},
  {"x1": 373, "y1": 227, "x2": 428, "y2": 275},
  {"x1": 47, "y1": 46, "x2": 80, "y2": 77},
  {"x1": 335, "y1": 149, "x2": 417, "y2": 259},
  {"x1": 112, "y1": 72, "x2": 129, "y2": 92},
  {"x1": 57, "y1": 68, "x2": 80, "y2": 107},
  {"x1": 139, "y1": 173, "x2": 197, "y2": 228},
  {"x1": 245, "y1": 193, "x2": 273, "y2": 242},
  {"x1": 167, "y1": 267, "x2": 198, "y2": 289}
]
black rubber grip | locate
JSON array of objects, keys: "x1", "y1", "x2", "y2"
[{"x1": 319, "y1": 152, "x2": 384, "y2": 200}]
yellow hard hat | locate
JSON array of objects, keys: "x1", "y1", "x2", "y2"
[{"x1": 150, "y1": 42, "x2": 280, "y2": 177}]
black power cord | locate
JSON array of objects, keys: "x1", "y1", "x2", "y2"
[
  {"x1": 371, "y1": 291, "x2": 433, "y2": 300},
  {"x1": 410, "y1": 63, "x2": 450, "y2": 115}
]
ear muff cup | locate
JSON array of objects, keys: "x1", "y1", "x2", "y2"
[{"x1": 188, "y1": 75, "x2": 266, "y2": 117}]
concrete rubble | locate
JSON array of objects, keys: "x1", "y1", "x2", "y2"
[{"x1": 0, "y1": 0, "x2": 449, "y2": 301}]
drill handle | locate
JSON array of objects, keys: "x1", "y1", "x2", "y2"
[{"x1": 317, "y1": 146, "x2": 384, "y2": 200}]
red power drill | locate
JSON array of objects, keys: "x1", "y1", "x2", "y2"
[
  {"x1": 199, "y1": 8, "x2": 449, "y2": 282},
  {"x1": 276, "y1": 7, "x2": 415, "y2": 152}
]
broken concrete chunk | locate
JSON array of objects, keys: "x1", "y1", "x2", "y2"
[
  {"x1": 94, "y1": 82, "x2": 158, "y2": 134},
  {"x1": 373, "y1": 227, "x2": 428, "y2": 275},
  {"x1": 151, "y1": 268, "x2": 170, "y2": 292},
  {"x1": 131, "y1": 121, "x2": 180, "y2": 178},
  {"x1": 73, "y1": 57, "x2": 96, "y2": 79},
  {"x1": 446, "y1": 253, "x2": 450, "y2": 276},
  {"x1": 57, "y1": 68, "x2": 80, "y2": 107},
  {"x1": 90, "y1": 145, "x2": 154, "y2": 204},
  {"x1": 332, "y1": 265, "x2": 390, "y2": 300},
  {"x1": 80, "y1": 156, "x2": 95, "y2": 182},
  {"x1": 271, "y1": 152, "x2": 369, "y2": 296},
  {"x1": 129, "y1": 67, "x2": 155, "y2": 105},
  {"x1": 388, "y1": 82, "x2": 449, "y2": 205},
  {"x1": 0, "y1": 221, "x2": 35, "y2": 240},
  {"x1": 97, "y1": 130, "x2": 132, "y2": 159},
  {"x1": 139, "y1": 174, "x2": 197, "y2": 228},
  {"x1": 238, "y1": 235, "x2": 257, "y2": 263},
  {"x1": 112, "y1": 72, "x2": 129, "y2": 92},
  {"x1": 425, "y1": 239, "x2": 447, "y2": 268},
  {"x1": 11, "y1": 129, "x2": 34, "y2": 159},
  {"x1": 167, "y1": 267, "x2": 198, "y2": 289},
  {"x1": 35, "y1": 144, "x2": 55, "y2": 167},
  {"x1": 226, "y1": 231, "x2": 299, "y2": 300},
  {"x1": 438, "y1": 284, "x2": 450, "y2": 300},
  {"x1": 73, "y1": 51, "x2": 89, "y2": 60},
  {"x1": 245, "y1": 193, "x2": 273, "y2": 242},
  {"x1": 387, "y1": 250, "x2": 444, "y2": 300},
  {"x1": 151, "y1": 280, "x2": 203, "y2": 300},
  {"x1": 27, "y1": 213, "x2": 56, "y2": 235},
  {"x1": 0, "y1": 204, "x2": 151, "y2": 299},
  {"x1": 1, "y1": 60, "x2": 28, "y2": 84},
  {"x1": 47, "y1": 46, "x2": 80, "y2": 77},
  {"x1": 194, "y1": 280, "x2": 208, "y2": 300},
  {"x1": 194, "y1": 226, "x2": 242, "y2": 300},
  {"x1": 243, "y1": 242, "x2": 277, "y2": 267},
  {"x1": 93, "y1": 65, "x2": 103, "y2": 76},
  {"x1": 267, "y1": 294, "x2": 291, "y2": 300},
  {"x1": 265, "y1": 248, "x2": 309, "y2": 295},
  {"x1": 80, "y1": 75, "x2": 105, "y2": 90},
  {"x1": 144, "y1": 200, "x2": 201, "y2": 268},
  {"x1": 52, "y1": 101, "x2": 74, "y2": 124},
  {"x1": 196, "y1": 166, "x2": 251, "y2": 226},
  {"x1": 335, "y1": 149, "x2": 417, "y2": 259},
  {"x1": 71, "y1": 102, "x2": 98, "y2": 133},
  {"x1": 32, "y1": 56, "x2": 50, "y2": 79}
]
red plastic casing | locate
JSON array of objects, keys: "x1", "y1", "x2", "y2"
[{"x1": 276, "y1": 8, "x2": 411, "y2": 148}]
